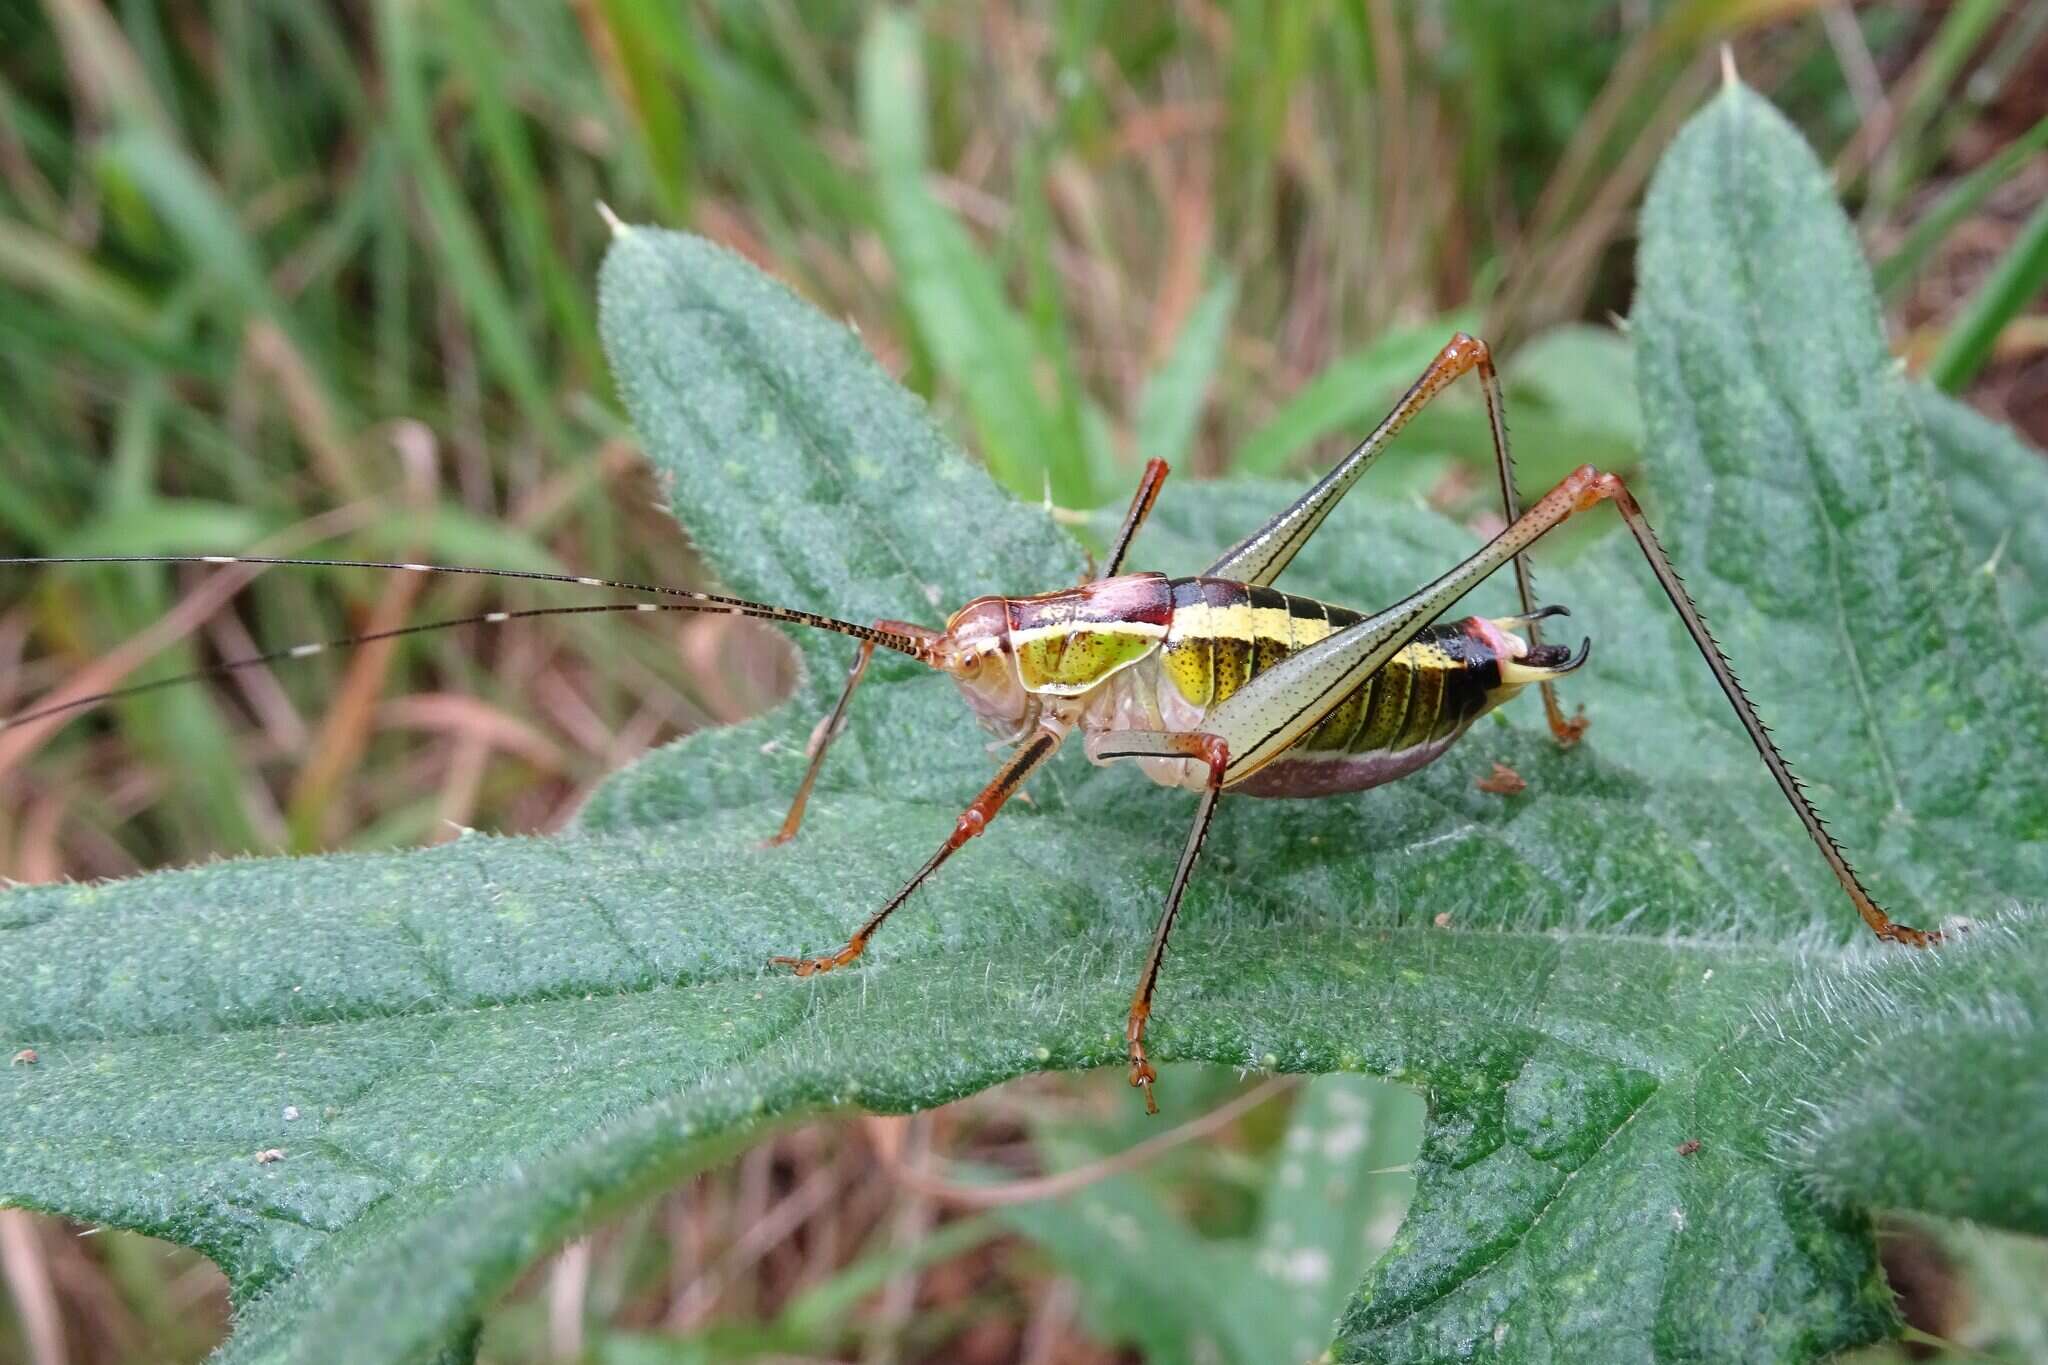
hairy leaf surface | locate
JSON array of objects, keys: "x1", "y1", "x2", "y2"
[{"x1": 2, "y1": 84, "x2": 2041, "y2": 1365}]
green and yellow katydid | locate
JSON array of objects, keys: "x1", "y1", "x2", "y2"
[{"x1": 1, "y1": 334, "x2": 1942, "y2": 1113}]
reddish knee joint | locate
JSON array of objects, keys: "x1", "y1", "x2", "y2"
[
  {"x1": 771, "y1": 930, "x2": 868, "y2": 977},
  {"x1": 1443, "y1": 331, "x2": 1491, "y2": 372},
  {"x1": 948, "y1": 806, "x2": 988, "y2": 849},
  {"x1": 1574, "y1": 469, "x2": 1627, "y2": 511},
  {"x1": 1124, "y1": 1005, "x2": 1159, "y2": 1113}
]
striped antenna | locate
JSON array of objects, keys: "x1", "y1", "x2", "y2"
[
  {"x1": 2, "y1": 555, "x2": 940, "y2": 733},
  {"x1": 0, "y1": 600, "x2": 900, "y2": 733}
]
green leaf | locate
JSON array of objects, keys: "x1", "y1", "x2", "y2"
[
  {"x1": 1501, "y1": 322, "x2": 1643, "y2": 457},
  {"x1": 53, "y1": 498, "x2": 276, "y2": 556},
  {"x1": 1910, "y1": 385, "x2": 2048, "y2": 665},
  {"x1": 580, "y1": 225, "x2": 1084, "y2": 832},
  {"x1": 1630, "y1": 81, "x2": 2048, "y2": 912},
  {"x1": 4, "y1": 87, "x2": 2046, "y2": 1365}
]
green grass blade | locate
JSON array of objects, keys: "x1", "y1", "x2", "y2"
[
  {"x1": 1867, "y1": 0, "x2": 2007, "y2": 213},
  {"x1": 1136, "y1": 273, "x2": 1237, "y2": 466},
  {"x1": 1926, "y1": 192, "x2": 2048, "y2": 394},
  {"x1": 440, "y1": 0, "x2": 606, "y2": 384},
  {"x1": 1232, "y1": 319, "x2": 1467, "y2": 477},
  {"x1": 375, "y1": 0, "x2": 568, "y2": 450},
  {"x1": 857, "y1": 10, "x2": 1094, "y2": 505},
  {"x1": 0, "y1": 216, "x2": 159, "y2": 339},
  {"x1": 590, "y1": 0, "x2": 695, "y2": 221},
  {"x1": 1876, "y1": 113, "x2": 2048, "y2": 299},
  {"x1": 96, "y1": 125, "x2": 273, "y2": 319}
]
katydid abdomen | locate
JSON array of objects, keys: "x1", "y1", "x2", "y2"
[{"x1": 989, "y1": 572, "x2": 1585, "y2": 796}]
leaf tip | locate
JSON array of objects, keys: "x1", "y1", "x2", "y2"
[{"x1": 596, "y1": 201, "x2": 630, "y2": 240}]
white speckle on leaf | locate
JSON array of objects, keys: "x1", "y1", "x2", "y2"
[
  {"x1": 1259, "y1": 1246, "x2": 1330, "y2": 1287},
  {"x1": 282, "y1": 1106, "x2": 300, "y2": 1122},
  {"x1": 1083, "y1": 1203, "x2": 1143, "y2": 1251},
  {"x1": 1322, "y1": 1123, "x2": 1367, "y2": 1161}
]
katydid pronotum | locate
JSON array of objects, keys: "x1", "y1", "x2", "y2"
[{"x1": 2, "y1": 333, "x2": 1943, "y2": 1113}]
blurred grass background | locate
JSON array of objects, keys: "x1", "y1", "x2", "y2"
[{"x1": 2, "y1": 2, "x2": 2045, "y2": 1361}]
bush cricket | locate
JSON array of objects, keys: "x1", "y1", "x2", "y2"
[{"x1": 2, "y1": 333, "x2": 1942, "y2": 1113}]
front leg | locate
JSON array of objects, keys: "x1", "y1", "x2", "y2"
[{"x1": 770, "y1": 720, "x2": 1068, "y2": 975}]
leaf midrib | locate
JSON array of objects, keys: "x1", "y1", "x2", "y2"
[
  {"x1": 7, "y1": 901, "x2": 1827, "y2": 1068},
  {"x1": 7, "y1": 764, "x2": 1861, "y2": 1057},
  {"x1": 1717, "y1": 95, "x2": 1910, "y2": 818}
]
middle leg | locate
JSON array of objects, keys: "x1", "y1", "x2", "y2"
[{"x1": 1097, "y1": 458, "x2": 1170, "y2": 581}]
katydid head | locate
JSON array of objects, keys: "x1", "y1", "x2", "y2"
[
  {"x1": 935, "y1": 596, "x2": 1033, "y2": 734},
  {"x1": 935, "y1": 576, "x2": 1180, "y2": 736}
]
